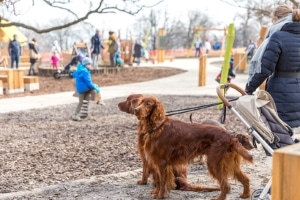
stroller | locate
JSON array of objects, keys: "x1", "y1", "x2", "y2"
[
  {"x1": 216, "y1": 83, "x2": 296, "y2": 200},
  {"x1": 53, "y1": 54, "x2": 83, "y2": 79}
]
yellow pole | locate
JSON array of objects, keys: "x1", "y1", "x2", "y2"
[
  {"x1": 144, "y1": 26, "x2": 151, "y2": 48},
  {"x1": 217, "y1": 23, "x2": 235, "y2": 109}
]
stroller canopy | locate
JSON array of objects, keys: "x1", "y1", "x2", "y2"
[{"x1": 235, "y1": 90, "x2": 294, "y2": 148}]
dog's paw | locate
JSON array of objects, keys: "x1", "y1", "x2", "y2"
[
  {"x1": 137, "y1": 179, "x2": 147, "y2": 185},
  {"x1": 240, "y1": 192, "x2": 251, "y2": 198}
]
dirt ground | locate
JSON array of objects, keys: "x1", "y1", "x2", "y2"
[{"x1": 0, "y1": 67, "x2": 271, "y2": 200}]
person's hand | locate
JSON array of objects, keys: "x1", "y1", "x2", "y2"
[
  {"x1": 245, "y1": 89, "x2": 253, "y2": 95},
  {"x1": 95, "y1": 87, "x2": 100, "y2": 93}
]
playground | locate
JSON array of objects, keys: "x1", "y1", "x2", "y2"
[{"x1": 0, "y1": 20, "x2": 298, "y2": 199}]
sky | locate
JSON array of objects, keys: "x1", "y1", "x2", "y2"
[
  {"x1": 7, "y1": 0, "x2": 244, "y2": 39},
  {"x1": 91, "y1": 0, "x2": 241, "y2": 33}
]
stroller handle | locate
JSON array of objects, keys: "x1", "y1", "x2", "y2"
[{"x1": 216, "y1": 83, "x2": 247, "y2": 107}]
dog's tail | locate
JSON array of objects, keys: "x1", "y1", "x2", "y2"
[{"x1": 232, "y1": 138, "x2": 253, "y2": 163}]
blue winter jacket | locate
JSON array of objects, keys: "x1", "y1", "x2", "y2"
[
  {"x1": 73, "y1": 64, "x2": 97, "y2": 93},
  {"x1": 245, "y1": 22, "x2": 300, "y2": 128}
]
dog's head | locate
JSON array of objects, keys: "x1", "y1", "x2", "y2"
[
  {"x1": 235, "y1": 133, "x2": 254, "y2": 150},
  {"x1": 118, "y1": 94, "x2": 144, "y2": 114},
  {"x1": 134, "y1": 96, "x2": 166, "y2": 122}
]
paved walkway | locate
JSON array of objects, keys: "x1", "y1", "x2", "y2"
[{"x1": 0, "y1": 57, "x2": 249, "y2": 113}]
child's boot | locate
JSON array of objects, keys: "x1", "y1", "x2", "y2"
[
  {"x1": 72, "y1": 113, "x2": 82, "y2": 121},
  {"x1": 96, "y1": 93, "x2": 106, "y2": 106}
]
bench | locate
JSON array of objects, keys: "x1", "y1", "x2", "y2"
[
  {"x1": 0, "y1": 80, "x2": 3, "y2": 95},
  {"x1": 0, "y1": 74, "x2": 7, "y2": 83},
  {"x1": 23, "y1": 76, "x2": 39, "y2": 91}
]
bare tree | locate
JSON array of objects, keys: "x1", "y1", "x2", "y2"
[
  {"x1": 219, "y1": 0, "x2": 298, "y2": 22},
  {"x1": 218, "y1": 0, "x2": 298, "y2": 47},
  {"x1": 0, "y1": 0, "x2": 164, "y2": 33}
]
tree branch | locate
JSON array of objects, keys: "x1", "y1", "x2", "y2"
[{"x1": 0, "y1": 0, "x2": 164, "y2": 33}]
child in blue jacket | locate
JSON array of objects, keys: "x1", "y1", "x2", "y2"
[{"x1": 72, "y1": 57, "x2": 104, "y2": 121}]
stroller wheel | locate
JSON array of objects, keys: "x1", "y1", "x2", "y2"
[
  {"x1": 251, "y1": 189, "x2": 270, "y2": 200},
  {"x1": 68, "y1": 71, "x2": 74, "y2": 78},
  {"x1": 53, "y1": 72, "x2": 61, "y2": 79}
]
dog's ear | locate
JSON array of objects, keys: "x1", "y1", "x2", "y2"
[{"x1": 150, "y1": 97, "x2": 166, "y2": 122}]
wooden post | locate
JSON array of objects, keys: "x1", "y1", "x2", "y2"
[
  {"x1": 157, "y1": 28, "x2": 166, "y2": 63},
  {"x1": 198, "y1": 55, "x2": 207, "y2": 86},
  {"x1": 6, "y1": 69, "x2": 14, "y2": 94},
  {"x1": 257, "y1": 26, "x2": 268, "y2": 90},
  {"x1": 272, "y1": 143, "x2": 300, "y2": 200},
  {"x1": 14, "y1": 69, "x2": 24, "y2": 93},
  {"x1": 234, "y1": 52, "x2": 247, "y2": 73}
]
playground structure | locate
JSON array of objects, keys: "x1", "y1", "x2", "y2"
[{"x1": 0, "y1": 21, "x2": 39, "y2": 94}]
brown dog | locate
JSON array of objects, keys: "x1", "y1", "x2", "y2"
[
  {"x1": 134, "y1": 96, "x2": 253, "y2": 199},
  {"x1": 118, "y1": 94, "x2": 219, "y2": 192},
  {"x1": 201, "y1": 119, "x2": 254, "y2": 150}
]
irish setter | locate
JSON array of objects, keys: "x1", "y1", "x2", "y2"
[
  {"x1": 201, "y1": 119, "x2": 254, "y2": 150},
  {"x1": 118, "y1": 94, "x2": 219, "y2": 192},
  {"x1": 134, "y1": 96, "x2": 253, "y2": 200}
]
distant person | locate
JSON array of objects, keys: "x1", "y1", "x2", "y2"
[
  {"x1": 72, "y1": 57, "x2": 103, "y2": 121},
  {"x1": 215, "y1": 57, "x2": 236, "y2": 83},
  {"x1": 8, "y1": 34, "x2": 22, "y2": 69},
  {"x1": 133, "y1": 39, "x2": 143, "y2": 66},
  {"x1": 51, "y1": 40, "x2": 61, "y2": 58},
  {"x1": 28, "y1": 38, "x2": 39, "y2": 76},
  {"x1": 51, "y1": 50, "x2": 60, "y2": 70},
  {"x1": 0, "y1": 51, "x2": 9, "y2": 68},
  {"x1": 90, "y1": 29, "x2": 105, "y2": 69},
  {"x1": 64, "y1": 54, "x2": 84, "y2": 71},
  {"x1": 204, "y1": 39, "x2": 211, "y2": 55},
  {"x1": 194, "y1": 39, "x2": 202, "y2": 57},
  {"x1": 245, "y1": 40, "x2": 256, "y2": 62},
  {"x1": 108, "y1": 31, "x2": 119, "y2": 67},
  {"x1": 115, "y1": 50, "x2": 123, "y2": 67}
]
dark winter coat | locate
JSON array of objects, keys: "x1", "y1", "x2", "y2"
[
  {"x1": 245, "y1": 22, "x2": 300, "y2": 128},
  {"x1": 133, "y1": 43, "x2": 143, "y2": 58},
  {"x1": 28, "y1": 41, "x2": 39, "y2": 63},
  {"x1": 91, "y1": 34, "x2": 104, "y2": 54}
]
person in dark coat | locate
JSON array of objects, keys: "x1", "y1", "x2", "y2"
[
  {"x1": 133, "y1": 39, "x2": 143, "y2": 66},
  {"x1": 245, "y1": 5, "x2": 300, "y2": 134},
  {"x1": 90, "y1": 29, "x2": 105, "y2": 69},
  {"x1": 8, "y1": 34, "x2": 22, "y2": 69},
  {"x1": 28, "y1": 38, "x2": 39, "y2": 75}
]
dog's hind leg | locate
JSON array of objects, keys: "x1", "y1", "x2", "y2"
[{"x1": 232, "y1": 157, "x2": 251, "y2": 198}]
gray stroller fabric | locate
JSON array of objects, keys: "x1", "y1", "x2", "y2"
[{"x1": 235, "y1": 90, "x2": 294, "y2": 148}]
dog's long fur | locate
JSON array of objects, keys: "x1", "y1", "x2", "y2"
[
  {"x1": 134, "y1": 96, "x2": 253, "y2": 200},
  {"x1": 201, "y1": 119, "x2": 254, "y2": 150},
  {"x1": 118, "y1": 94, "x2": 219, "y2": 192}
]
